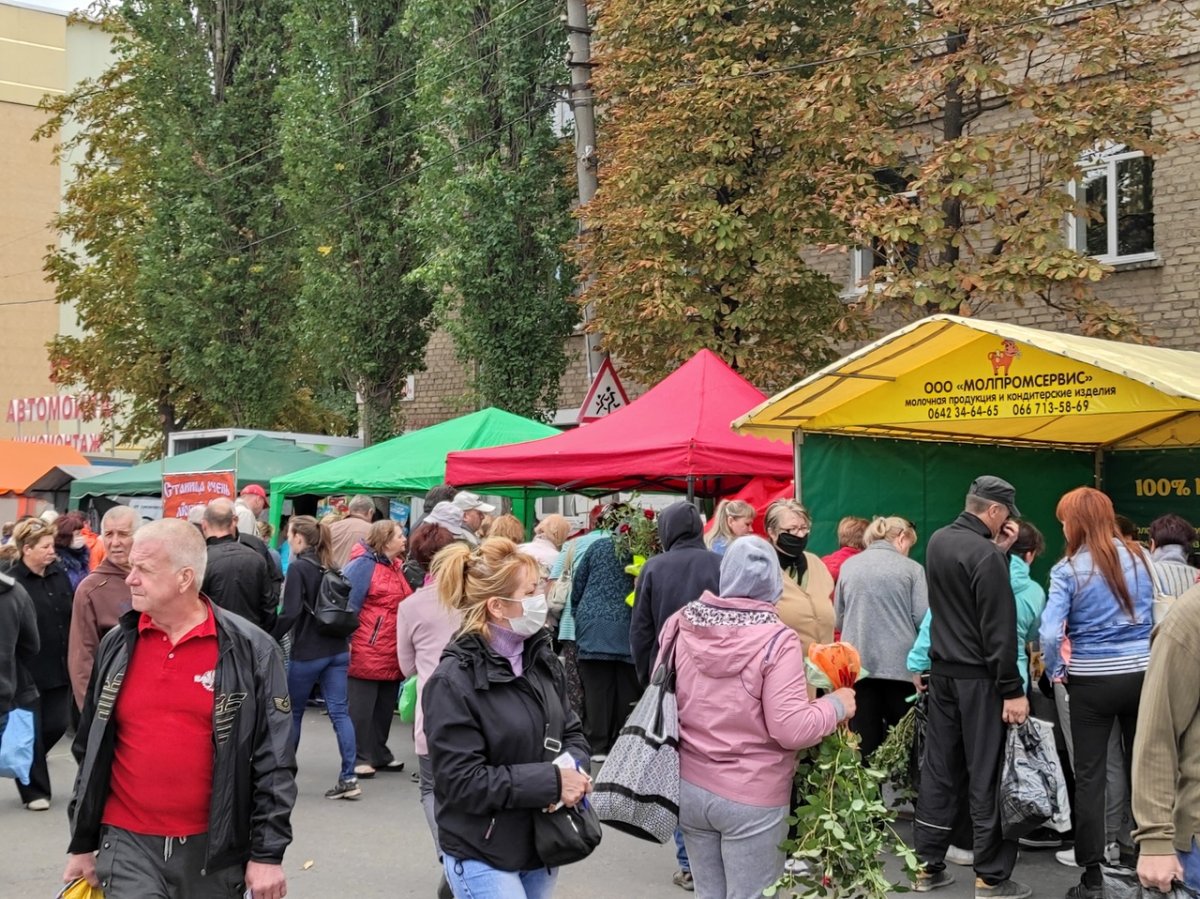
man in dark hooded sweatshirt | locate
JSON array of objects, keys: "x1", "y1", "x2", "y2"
[
  {"x1": 628, "y1": 501, "x2": 722, "y2": 892},
  {"x1": 630, "y1": 502, "x2": 723, "y2": 687}
]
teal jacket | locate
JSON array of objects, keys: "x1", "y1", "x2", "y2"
[{"x1": 907, "y1": 555, "x2": 1046, "y2": 693}]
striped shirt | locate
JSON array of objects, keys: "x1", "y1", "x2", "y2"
[
  {"x1": 1069, "y1": 650, "x2": 1151, "y2": 677},
  {"x1": 1151, "y1": 545, "x2": 1199, "y2": 598}
]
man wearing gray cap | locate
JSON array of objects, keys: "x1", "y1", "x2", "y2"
[{"x1": 913, "y1": 476, "x2": 1030, "y2": 899}]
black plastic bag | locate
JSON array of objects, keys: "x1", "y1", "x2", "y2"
[
  {"x1": 1102, "y1": 864, "x2": 1200, "y2": 899},
  {"x1": 999, "y1": 721, "x2": 1057, "y2": 839}
]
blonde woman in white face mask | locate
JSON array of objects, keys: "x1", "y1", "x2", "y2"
[{"x1": 423, "y1": 537, "x2": 593, "y2": 899}]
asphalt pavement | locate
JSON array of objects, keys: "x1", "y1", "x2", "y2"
[{"x1": 0, "y1": 710, "x2": 1082, "y2": 898}]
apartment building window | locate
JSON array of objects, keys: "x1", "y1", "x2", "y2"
[
  {"x1": 848, "y1": 169, "x2": 920, "y2": 295},
  {"x1": 1068, "y1": 145, "x2": 1156, "y2": 264}
]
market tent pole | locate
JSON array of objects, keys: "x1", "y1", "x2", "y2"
[{"x1": 793, "y1": 431, "x2": 804, "y2": 504}]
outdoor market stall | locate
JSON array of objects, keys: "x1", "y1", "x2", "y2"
[
  {"x1": 0, "y1": 440, "x2": 90, "y2": 519},
  {"x1": 69, "y1": 434, "x2": 332, "y2": 513},
  {"x1": 732, "y1": 314, "x2": 1200, "y2": 574},
  {"x1": 445, "y1": 350, "x2": 795, "y2": 499},
  {"x1": 267, "y1": 407, "x2": 561, "y2": 534}
]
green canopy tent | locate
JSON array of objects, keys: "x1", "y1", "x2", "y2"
[
  {"x1": 69, "y1": 435, "x2": 333, "y2": 509},
  {"x1": 267, "y1": 408, "x2": 561, "y2": 534}
]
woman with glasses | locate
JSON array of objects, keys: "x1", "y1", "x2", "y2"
[
  {"x1": 5, "y1": 517, "x2": 74, "y2": 811},
  {"x1": 763, "y1": 500, "x2": 834, "y2": 680}
]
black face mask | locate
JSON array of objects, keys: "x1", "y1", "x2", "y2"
[{"x1": 775, "y1": 532, "x2": 809, "y2": 558}]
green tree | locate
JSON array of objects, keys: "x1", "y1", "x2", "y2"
[
  {"x1": 577, "y1": 0, "x2": 866, "y2": 391},
  {"x1": 38, "y1": 3, "x2": 342, "y2": 453},
  {"x1": 278, "y1": 1, "x2": 436, "y2": 444},
  {"x1": 409, "y1": 0, "x2": 579, "y2": 419},
  {"x1": 788, "y1": 0, "x2": 1190, "y2": 337}
]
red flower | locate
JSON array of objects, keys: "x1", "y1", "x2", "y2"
[
  {"x1": 619, "y1": 523, "x2": 631, "y2": 534},
  {"x1": 644, "y1": 509, "x2": 655, "y2": 519}
]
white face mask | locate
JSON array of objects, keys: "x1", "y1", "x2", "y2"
[
  {"x1": 71, "y1": 534, "x2": 87, "y2": 550},
  {"x1": 504, "y1": 593, "x2": 549, "y2": 637}
]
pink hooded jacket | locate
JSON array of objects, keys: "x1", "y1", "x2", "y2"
[{"x1": 663, "y1": 592, "x2": 843, "y2": 808}]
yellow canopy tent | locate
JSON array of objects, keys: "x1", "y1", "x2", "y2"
[
  {"x1": 732, "y1": 315, "x2": 1200, "y2": 569},
  {"x1": 734, "y1": 314, "x2": 1200, "y2": 451}
]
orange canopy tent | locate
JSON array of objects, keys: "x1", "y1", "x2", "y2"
[{"x1": 0, "y1": 440, "x2": 89, "y2": 516}]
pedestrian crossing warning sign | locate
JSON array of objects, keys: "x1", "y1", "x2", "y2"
[{"x1": 578, "y1": 356, "x2": 630, "y2": 423}]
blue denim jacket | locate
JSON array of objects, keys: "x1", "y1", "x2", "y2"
[{"x1": 1039, "y1": 539, "x2": 1153, "y2": 678}]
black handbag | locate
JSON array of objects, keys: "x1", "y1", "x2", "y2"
[{"x1": 527, "y1": 670, "x2": 603, "y2": 867}]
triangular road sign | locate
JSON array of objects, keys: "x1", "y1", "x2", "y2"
[{"x1": 577, "y1": 356, "x2": 631, "y2": 423}]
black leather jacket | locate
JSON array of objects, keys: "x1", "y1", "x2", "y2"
[{"x1": 68, "y1": 601, "x2": 297, "y2": 868}]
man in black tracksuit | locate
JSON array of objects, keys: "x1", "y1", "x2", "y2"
[{"x1": 914, "y1": 476, "x2": 1031, "y2": 899}]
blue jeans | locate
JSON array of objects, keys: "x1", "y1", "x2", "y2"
[
  {"x1": 443, "y1": 855, "x2": 558, "y2": 899},
  {"x1": 674, "y1": 828, "x2": 690, "y2": 872},
  {"x1": 287, "y1": 652, "x2": 356, "y2": 782},
  {"x1": 1181, "y1": 838, "x2": 1200, "y2": 891}
]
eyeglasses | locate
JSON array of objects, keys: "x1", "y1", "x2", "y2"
[{"x1": 782, "y1": 525, "x2": 811, "y2": 537}]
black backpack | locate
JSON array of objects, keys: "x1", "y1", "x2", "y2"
[{"x1": 306, "y1": 567, "x2": 359, "y2": 638}]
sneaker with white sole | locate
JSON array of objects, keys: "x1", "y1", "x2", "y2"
[
  {"x1": 1056, "y1": 844, "x2": 1118, "y2": 867},
  {"x1": 353, "y1": 763, "x2": 377, "y2": 778},
  {"x1": 975, "y1": 878, "x2": 1032, "y2": 898},
  {"x1": 945, "y1": 845, "x2": 975, "y2": 866},
  {"x1": 25, "y1": 798, "x2": 50, "y2": 811},
  {"x1": 325, "y1": 779, "x2": 362, "y2": 800}
]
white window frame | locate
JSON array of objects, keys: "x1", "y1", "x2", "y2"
[
  {"x1": 1067, "y1": 146, "x2": 1157, "y2": 266},
  {"x1": 847, "y1": 188, "x2": 920, "y2": 296}
]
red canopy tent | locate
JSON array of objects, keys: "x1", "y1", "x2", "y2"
[{"x1": 444, "y1": 350, "x2": 794, "y2": 498}]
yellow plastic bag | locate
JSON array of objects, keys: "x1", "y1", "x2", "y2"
[{"x1": 57, "y1": 878, "x2": 104, "y2": 899}]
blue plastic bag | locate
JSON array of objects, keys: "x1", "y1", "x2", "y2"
[{"x1": 0, "y1": 707, "x2": 35, "y2": 784}]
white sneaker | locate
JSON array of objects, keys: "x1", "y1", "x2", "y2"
[
  {"x1": 25, "y1": 798, "x2": 50, "y2": 811},
  {"x1": 946, "y1": 845, "x2": 975, "y2": 866},
  {"x1": 1056, "y1": 844, "x2": 1119, "y2": 867}
]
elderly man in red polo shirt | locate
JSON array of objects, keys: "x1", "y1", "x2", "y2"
[{"x1": 63, "y1": 518, "x2": 296, "y2": 899}]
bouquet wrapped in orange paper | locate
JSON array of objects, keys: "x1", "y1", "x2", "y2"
[{"x1": 775, "y1": 641, "x2": 917, "y2": 898}]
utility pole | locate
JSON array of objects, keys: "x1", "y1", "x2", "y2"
[{"x1": 564, "y1": 0, "x2": 605, "y2": 379}]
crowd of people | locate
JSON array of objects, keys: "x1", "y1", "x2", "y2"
[{"x1": 0, "y1": 477, "x2": 1198, "y2": 899}]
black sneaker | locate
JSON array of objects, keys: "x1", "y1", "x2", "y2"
[
  {"x1": 975, "y1": 878, "x2": 1032, "y2": 899},
  {"x1": 379, "y1": 760, "x2": 406, "y2": 773},
  {"x1": 913, "y1": 868, "x2": 955, "y2": 892},
  {"x1": 1064, "y1": 883, "x2": 1103, "y2": 899},
  {"x1": 1019, "y1": 826, "x2": 1063, "y2": 849},
  {"x1": 325, "y1": 779, "x2": 362, "y2": 800}
]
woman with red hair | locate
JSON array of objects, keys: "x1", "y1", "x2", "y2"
[{"x1": 1040, "y1": 487, "x2": 1154, "y2": 899}]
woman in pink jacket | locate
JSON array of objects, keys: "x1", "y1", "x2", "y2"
[{"x1": 661, "y1": 536, "x2": 856, "y2": 899}]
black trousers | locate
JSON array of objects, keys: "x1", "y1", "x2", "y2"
[
  {"x1": 347, "y1": 676, "x2": 401, "y2": 767},
  {"x1": 17, "y1": 684, "x2": 71, "y2": 804},
  {"x1": 914, "y1": 675, "x2": 1018, "y2": 885},
  {"x1": 577, "y1": 659, "x2": 641, "y2": 756},
  {"x1": 851, "y1": 678, "x2": 914, "y2": 759},
  {"x1": 1068, "y1": 672, "x2": 1144, "y2": 883}
]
